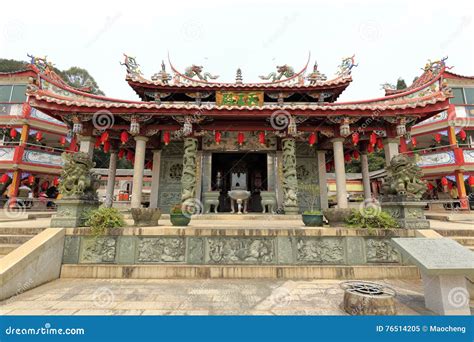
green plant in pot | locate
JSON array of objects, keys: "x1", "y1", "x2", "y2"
[
  {"x1": 170, "y1": 204, "x2": 191, "y2": 227},
  {"x1": 300, "y1": 184, "x2": 324, "y2": 227}
]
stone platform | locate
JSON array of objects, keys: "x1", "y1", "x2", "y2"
[{"x1": 61, "y1": 222, "x2": 418, "y2": 280}]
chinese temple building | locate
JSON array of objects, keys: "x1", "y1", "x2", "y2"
[
  {"x1": 18, "y1": 55, "x2": 455, "y2": 213},
  {"x1": 409, "y1": 71, "x2": 474, "y2": 210},
  {"x1": 0, "y1": 67, "x2": 69, "y2": 204}
]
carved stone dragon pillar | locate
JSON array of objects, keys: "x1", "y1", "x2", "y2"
[
  {"x1": 181, "y1": 137, "x2": 198, "y2": 202},
  {"x1": 281, "y1": 138, "x2": 299, "y2": 214}
]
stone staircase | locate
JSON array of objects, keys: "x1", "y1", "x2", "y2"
[
  {"x1": 434, "y1": 228, "x2": 474, "y2": 252},
  {"x1": 0, "y1": 227, "x2": 47, "y2": 258}
]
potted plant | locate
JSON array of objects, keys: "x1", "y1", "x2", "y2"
[
  {"x1": 300, "y1": 184, "x2": 324, "y2": 227},
  {"x1": 170, "y1": 204, "x2": 191, "y2": 226},
  {"x1": 83, "y1": 207, "x2": 125, "y2": 236}
]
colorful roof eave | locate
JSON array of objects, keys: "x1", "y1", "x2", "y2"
[{"x1": 29, "y1": 91, "x2": 450, "y2": 118}]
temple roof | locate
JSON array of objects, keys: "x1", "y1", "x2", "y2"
[{"x1": 124, "y1": 54, "x2": 355, "y2": 101}]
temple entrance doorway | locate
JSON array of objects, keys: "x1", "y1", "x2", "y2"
[{"x1": 211, "y1": 152, "x2": 268, "y2": 213}]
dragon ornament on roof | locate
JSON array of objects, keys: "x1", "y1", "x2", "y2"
[
  {"x1": 259, "y1": 65, "x2": 295, "y2": 82},
  {"x1": 336, "y1": 55, "x2": 358, "y2": 77},
  {"x1": 183, "y1": 65, "x2": 219, "y2": 81},
  {"x1": 121, "y1": 54, "x2": 142, "y2": 76}
]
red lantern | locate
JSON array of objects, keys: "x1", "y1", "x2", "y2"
[
  {"x1": 35, "y1": 131, "x2": 43, "y2": 142},
  {"x1": 351, "y1": 132, "x2": 359, "y2": 146},
  {"x1": 326, "y1": 162, "x2": 332, "y2": 172},
  {"x1": 214, "y1": 131, "x2": 222, "y2": 145},
  {"x1": 100, "y1": 131, "x2": 109, "y2": 145},
  {"x1": 376, "y1": 138, "x2": 384, "y2": 150},
  {"x1": 237, "y1": 132, "x2": 245, "y2": 146},
  {"x1": 59, "y1": 136, "x2": 67, "y2": 146},
  {"x1": 41, "y1": 181, "x2": 49, "y2": 191},
  {"x1": 163, "y1": 131, "x2": 170, "y2": 146},
  {"x1": 441, "y1": 177, "x2": 448, "y2": 187},
  {"x1": 118, "y1": 149, "x2": 125, "y2": 159},
  {"x1": 69, "y1": 136, "x2": 77, "y2": 152},
  {"x1": 10, "y1": 128, "x2": 17, "y2": 139},
  {"x1": 369, "y1": 132, "x2": 377, "y2": 146},
  {"x1": 352, "y1": 150, "x2": 360, "y2": 160},
  {"x1": 434, "y1": 133, "x2": 442, "y2": 144},
  {"x1": 468, "y1": 176, "x2": 474, "y2": 187},
  {"x1": 459, "y1": 129, "x2": 467, "y2": 141},
  {"x1": 309, "y1": 132, "x2": 317, "y2": 146},
  {"x1": 120, "y1": 131, "x2": 129, "y2": 145},
  {"x1": 94, "y1": 138, "x2": 101, "y2": 149},
  {"x1": 344, "y1": 153, "x2": 351, "y2": 162},
  {"x1": 127, "y1": 150, "x2": 134, "y2": 162},
  {"x1": 411, "y1": 137, "x2": 417, "y2": 148},
  {"x1": 103, "y1": 141, "x2": 111, "y2": 153},
  {"x1": 367, "y1": 144, "x2": 375, "y2": 153},
  {"x1": 27, "y1": 175, "x2": 35, "y2": 185},
  {"x1": 0, "y1": 174, "x2": 9, "y2": 184},
  {"x1": 427, "y1": 182, "x2": 434, "y2": 190},
  {"x1": 53, "y1": 177, "x2": 60, "y2": 187},
  {"x1": 259, "y1": 132, "x2": 266, "y2": 145}
]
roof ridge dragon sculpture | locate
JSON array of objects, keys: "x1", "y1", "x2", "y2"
[
  {"x1": 259, "y1": 65, "x2": 295, "y2": 82},
  {"x1": 184, "y1": 65, "x2": 219, "y2": 81}
]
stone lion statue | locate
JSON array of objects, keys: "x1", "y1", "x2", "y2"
[
  {"x1": 381, "y1": 154, "x2": 426, "y2": 200},
  {"x1": 59, "y1": 152, "x2": 101, "y2": 200}
]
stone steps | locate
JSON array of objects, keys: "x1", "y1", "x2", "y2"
[
  {"x1": 434, "y1": 229, "x2": 474, "y2": 237},
  {"x1": 0, "y1": 234, "x2": 36, "y2": 244},
  {"x1": 60, "y1": 264, "x2": 420, "y2": 280},
  {"x1": 0, "y1": 227, "x2": 46, "y2": 235},
  {"x1": 452, "y1": 237, "x2": 474, "y2": 246}
]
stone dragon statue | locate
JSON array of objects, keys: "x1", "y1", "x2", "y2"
[
  {"x1": 381, "y1": 154, "x2": 426, "y2": 200},
  {"x1": 259, "y1": 65, "x2": 295, "y2": 82},
  {"x1": 282, "y1": 139, "x2": 299, "y2": 209},
  {"x1": 59, "y1": 152, "x2": 101, "y2": 200},
  {"x1": 181, "y1": 138, "x2": 198, "y2": 202},
  {"x1": 183, "y1": 65, "x2": 219, "y2": 81}
]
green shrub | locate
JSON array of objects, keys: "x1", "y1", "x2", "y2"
[
  {"x1": 170, "y1": 204, "x2": 183, "y2": 214},
  {"x1": 303, "y1": 210, "x2": 322, "y2": 215},
  {"x1": 346, "y1": 209, "x2": 399, "y2": 232},
  {"x1": 84, "y1": 207, "x2": 125, "y2": 236}
]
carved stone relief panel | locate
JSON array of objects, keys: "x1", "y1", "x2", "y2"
[
  {"x1": 295, "y1": 237, "x2": 344, "y2": 264},
  {"x1": 207, "y1": 237, "x2": 275, "y2": 264},
  {"x1": 137, "y1": 237, "x2": 186, "y2": 263}
]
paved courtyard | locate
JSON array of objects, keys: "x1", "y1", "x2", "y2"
[{"x1": 0, "y1": 278, "x2": 453, "y2": 316}]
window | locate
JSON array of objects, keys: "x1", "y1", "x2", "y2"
[
  {"x1": 464, "y1": 88, "x2": 474, "y2": 105},
  {"x1": 0, "y1": 84, "x2": 26, "y2": 102},
  {"x1": 0, "y1": 85, "x2": 12, "y2": 102},
  {"x1": 450, "y1": 88, "x2": 465, "y2": 105},
  {"x1": 10, "y1": 85, "x2": 27, "y2": 102}
]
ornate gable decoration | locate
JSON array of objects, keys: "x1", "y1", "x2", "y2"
[
  {"x1": 336, "y1": 55, "x2": 358, "y2": 77},
  {"x1": 121, "y1": 54, "x2": 142, "y2": 76}
]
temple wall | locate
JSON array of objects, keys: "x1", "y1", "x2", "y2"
[
  {"x1": 157, "y1": 142, "x2": 184, "y2": 213},
  {"x1": 295, "y1": 143, "x2": 320, "y2": 212}
]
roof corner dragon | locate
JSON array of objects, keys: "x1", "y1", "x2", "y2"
[
  {"x1": 336, "y1": 55, "x2": 358, "y2": 77},
  {"x1": 183, "y1": 65, "x2": 219, "y2": 81},
  {"x1": 121, "y1": 54, "x2": 142, "y2": 76},
  {"x1": 259, "y1": 65, "x2": 295, "y2": 82}
]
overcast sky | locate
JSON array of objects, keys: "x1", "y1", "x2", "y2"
[{"x1": 1, "y1": 0, "x2": 473, "y2": 101}]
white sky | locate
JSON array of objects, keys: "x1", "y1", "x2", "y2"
[{"x1": 1, "y1": 0, "x2": 473, "y2": 101}]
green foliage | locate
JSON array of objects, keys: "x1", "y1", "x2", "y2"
[
  {"x1": 59, "y1": 67, "x2": 105, "y2": 96},
  {"x1": 344, "y1": 151, "x2": 386, "y2": 173},
  {"x1": 0, "y1": 58, "x2": 104, "y2": 95},
  {"x1": 93, "y1": 149, "x2": 132, "y2": 169},
  {"x1": 170, "y1": 204, "x2": 183, "y2": 214},
  {"x1": 303, "y1": 210, "x2": 322, "y2": 215},
  {"x1": 0, "y1": 59, "x2": 28, "y2": 72},
  {"x1": 346, "y1": 209, "x2": 399, "y2": 232},
  {"x1": 84, "y1": 207, "x2": 125, "y2": 236},
  {"x1": 396, "y1": 78, "x2": 407, "y2": 90}
]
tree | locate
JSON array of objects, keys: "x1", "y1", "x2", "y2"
[
  {"x1": 93, "y1": 149, "x2": 133, "y2": 169},
  {"x1": 59, "y1": 67, "x2": 105, "y2": 96},
  {"x1": 0, "y1": 58, "x2": 104, "y2": 95},
  {"x1": 0, "y1": 59, "x2": 27, "y2": 72},
  {"x1": 344, "y1": 151, "x2": 386, "y2": 173},
  {"x1": 396, "y1": 78, "x2": 407, "y2": 90}
]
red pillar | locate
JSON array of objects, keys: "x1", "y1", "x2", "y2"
[{"x1": 448, "y1": 126, "x2": 468, "y2": 210}]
